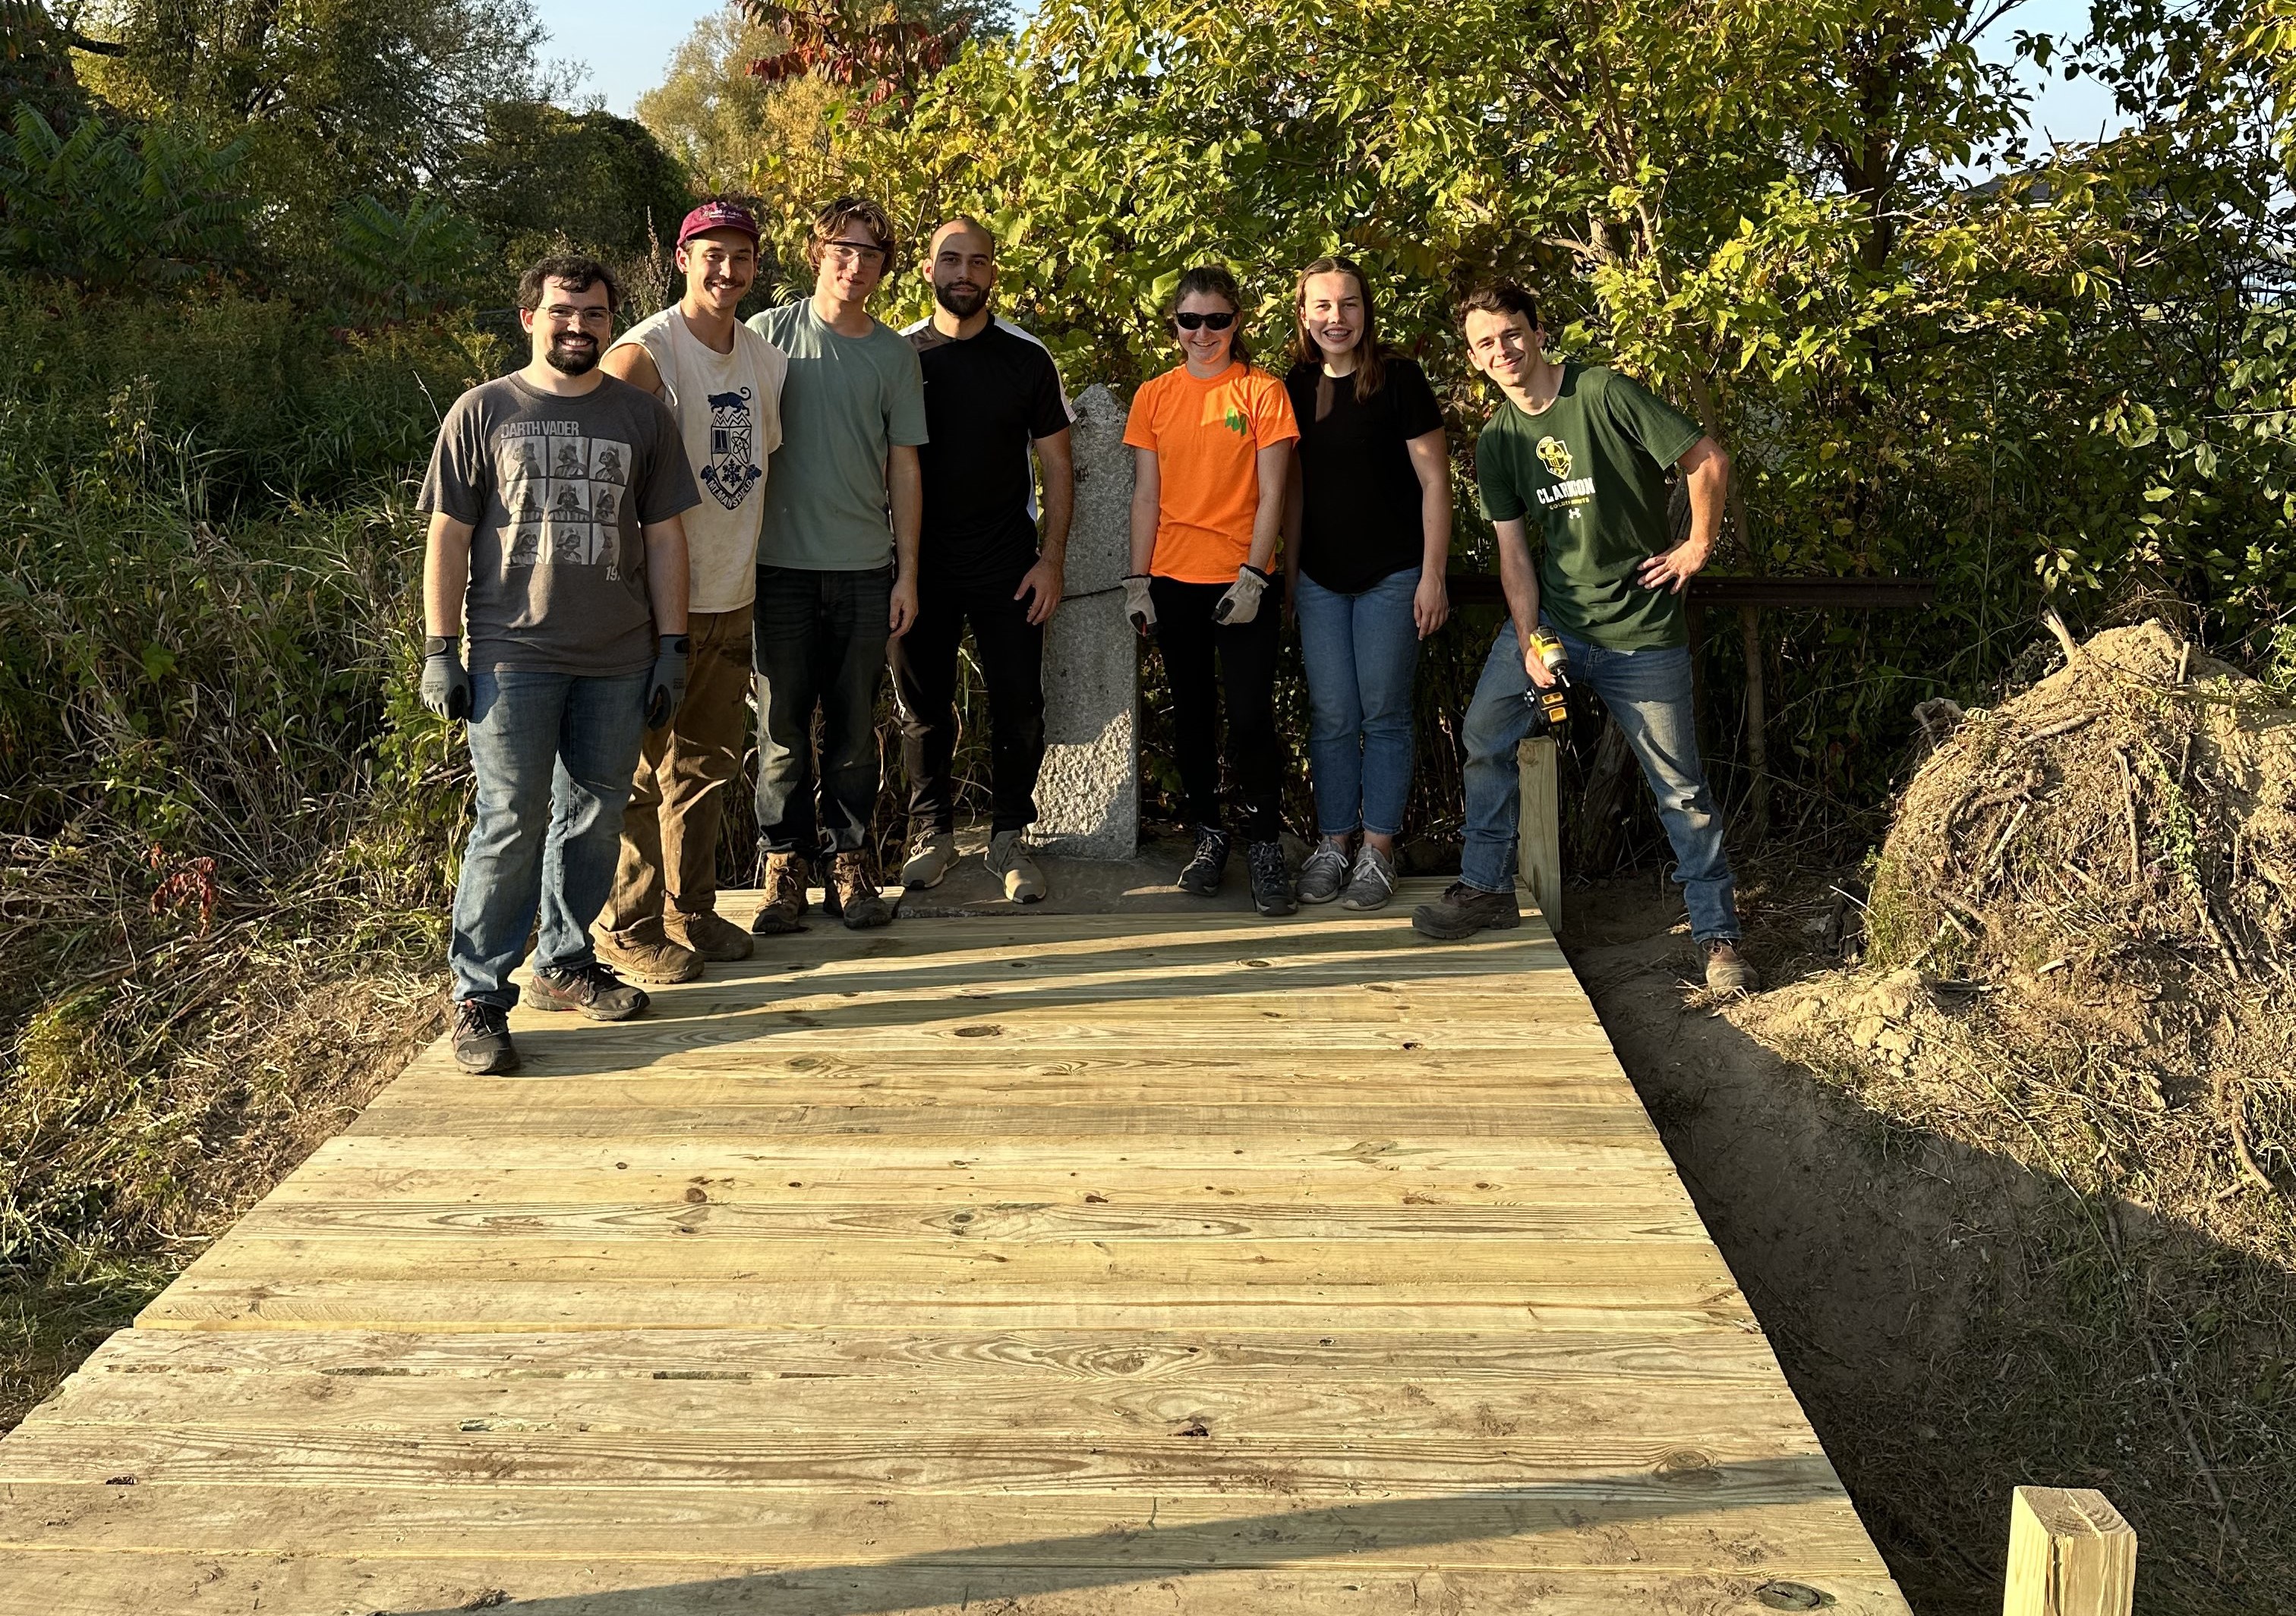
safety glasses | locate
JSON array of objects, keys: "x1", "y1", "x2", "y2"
[{"x1": 1174, "y1": 310, "x2": 1236, "y2": 331}]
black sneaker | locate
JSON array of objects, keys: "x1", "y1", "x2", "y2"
[
  {"x1": 452, "y1": 1000, "x2": 519, "y2": 1075},
  {"x1": 525, "y1": 961, "x2": 651, "y2": 1022},
  {"x1": 1410, "y1": 881, "x2": 1522, "y2": 940},
  {"x1": 1245, "y1": 838, "x2": 1296, "y2": 916},
  {"x1": 1176, "y1": 826, "x2": 1231, "y2": 896}
]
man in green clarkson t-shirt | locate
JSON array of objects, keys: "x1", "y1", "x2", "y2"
[{"x1": 1411, "y1": 279, "x2": 1757, "y2": 994}]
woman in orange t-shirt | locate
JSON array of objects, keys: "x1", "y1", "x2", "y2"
[{"x1": 1121, "y1": 265, "x2": 1302, "y2": 914}]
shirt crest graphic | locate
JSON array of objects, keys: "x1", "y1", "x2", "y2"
[
  {"x1": 1536, "y1": 435, "x2": 1574, "y2": 480},
  {"x1": 700, "y1": 386, "x2": 762, "y2": 511}
]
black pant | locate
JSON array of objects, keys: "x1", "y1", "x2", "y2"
[
  {"x1": 891, "y1": 560, "x2": 1046, "y2": 835},
  {"x1": 752, "y1": 563, "x2": 891, "y2": 857},
  {"x1": 1150, "y1": 575, "x2": 1284, "y2": 843}
]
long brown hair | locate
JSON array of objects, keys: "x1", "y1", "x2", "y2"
[
  {"x1": 1168, "y1": 263, "x2": 1254, "y2": 371},
  {"x1": 1289, "y1": 256, "x2": 1387, "y2": 405}
]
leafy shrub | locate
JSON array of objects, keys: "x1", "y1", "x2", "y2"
[{"x1": 0, "y1": 106, "x2": 251, "y2": 288}]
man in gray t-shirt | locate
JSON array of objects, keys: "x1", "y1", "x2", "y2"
[
  {"x1": 740, "y1": 196, "x2": 929, "y2": 934},
  {"x1": 417, "y1": 254, "x2": 701, "y2": 1077}
]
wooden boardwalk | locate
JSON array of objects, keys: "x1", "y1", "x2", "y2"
[{"x1": 0, "y1": 880, "x2": 1911, "y2": 1614}]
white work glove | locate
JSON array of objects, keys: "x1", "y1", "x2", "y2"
[
  {"x1": 1213, "y1": 564, "x2": 1273, "y2": 626},
  {"x1": 1124, "y1": 574, "x2": 1156, "y2": 635}
]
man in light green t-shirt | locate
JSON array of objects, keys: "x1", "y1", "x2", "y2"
[
  {"x1": 1411, "y1": 280, "x2": 1756, "y2": 994},
  {"x1": 741, "y1": 197, "x2": 929, "y2": 934}
]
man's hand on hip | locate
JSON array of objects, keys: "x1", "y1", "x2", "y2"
[
  {"x1": 1636, "y1": 534, "x2": 1712, "y2": 594},
  {"x1": 1015, "y1": 555, "x2": 1064, "y2": 627}
]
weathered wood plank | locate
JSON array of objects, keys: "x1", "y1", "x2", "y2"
[
  {"x1": 295, "y1": 1133, "x2": 1673, "y2": 1174},
  {"x1": 134, "y1": 1277, "x2": 1753, "y2": 1334},
  {"x1": 58, "y1": 1326, "x2": 1790, "y2": 1385},
  {"x1": 0, "y1": 1544, "x2": 1912, "y2": 1616},
  {"x1": 15, "y1": 1358, "x2": 1799, "y2": 1440},
  {"x1": 226, "y1": 1196, "x2": 1710, "y2": 1245},
  {"x1": 0, "y1": 1474, "x2": 1886, "y2": 1567},
  {"x1": 342, "y1": 1101, "x2": 1663, "y2": 1141}
]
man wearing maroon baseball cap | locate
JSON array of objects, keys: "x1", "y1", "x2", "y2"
[{"x1": 595, "y1": 195, "x2": 790, "y2": 984}]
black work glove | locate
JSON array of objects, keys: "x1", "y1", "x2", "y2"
[
  {"x1": 420, "y1": 635, "x2": 472, "y2": 721},
  {"x1": 1213, "y1": 564, "x2": 1273, "y2": 626},
  {"x1": 645, "y1": 633, "x2": 690, "y2": 730},
  {"x1": 1123, "y1": 574, "x2": 1156, "y2": 635}
]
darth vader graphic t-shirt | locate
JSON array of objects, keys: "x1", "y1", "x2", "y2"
[{"x1": 421, "y1": 373, "x2": 699, "y2": 674}]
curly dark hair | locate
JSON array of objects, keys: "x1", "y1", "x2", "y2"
[{"x1": 517, "y1": 253, "x2": 620, "y2": 313}]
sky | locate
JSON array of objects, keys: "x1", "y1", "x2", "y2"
[{"x1": 544, "y1": 0, "x2": 2129, "y2": 149}]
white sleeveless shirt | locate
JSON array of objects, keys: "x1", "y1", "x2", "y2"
[{"x1": 610, "y1": 307, "x2": 788, "y2": 613}]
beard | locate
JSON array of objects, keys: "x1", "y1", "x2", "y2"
[
  {"x1": 547, "y1": 334, "x2": 600, "y2": 376},
  {"x1": 934, "y1": 279, "x2": 988, "y2": 319}
]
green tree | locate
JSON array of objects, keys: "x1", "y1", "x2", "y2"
[
  {"x1": 451, "y1": 103, "x2": 694, "y2": 298},
  {"x1": 69, "y1": 0, "x2": 565, "y2": 236}
]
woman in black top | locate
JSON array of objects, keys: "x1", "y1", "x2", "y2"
[{"x1": 1281, "y1": 257, "x2": 1452, "y2": 910}]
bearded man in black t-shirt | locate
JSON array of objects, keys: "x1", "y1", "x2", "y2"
[{"x1": 893, "y1": 216, "x2": 1077, "y2": 903}]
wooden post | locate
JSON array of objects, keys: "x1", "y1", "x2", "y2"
[
  {"x1": 1739, "y1": 603, "x2": 1769, "y2": 846},
  {"x1": 1518, "y1": 736, "x2": 1562, "y2": 931},
  {"x1": 2003, "y1": 1487, "x2": 2136, "y2": 1616}
]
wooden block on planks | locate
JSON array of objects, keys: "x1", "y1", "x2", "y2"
[{"x1": 2002, "y1": 1486, "x2": 2136, "y2": 1616}]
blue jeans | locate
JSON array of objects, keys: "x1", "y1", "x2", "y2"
[
  {"x1": 1459, "y1": 620, "x2": 1739, "y2": 940},
  {"x1": 451, "y1": 667, "x2": 651, "y2": 1008},
  {"x1": 1295, "y1": 567, "x2": 1421, "y2": 839}
]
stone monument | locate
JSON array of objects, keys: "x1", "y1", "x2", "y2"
[{"x1": 1033, "y1": 383, "x2": 1137, "y2": 858}]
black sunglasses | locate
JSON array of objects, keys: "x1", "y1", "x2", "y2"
[{"x1": 1174, "y1": 310, "x2": 1236, "y2": 331}]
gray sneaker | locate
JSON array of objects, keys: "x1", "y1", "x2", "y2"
[
  {"x1": 1338, "y1": 845, "x2": 1396, "y2": 911},
  {"x1": 986, "y1": 830, "x2": 1047, "y2": 903},
  {"x1": 1296, "y1": 840, "x2": 1349, "y2": 905},
  {"x1": 1704, "y1": 939, "x2": 1759, "y2": 994},
  {"x1": 900, "y1": 829, "x2": 958, "y2": 890}
]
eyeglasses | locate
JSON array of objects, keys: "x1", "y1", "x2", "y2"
[
  {"x1": 823, "y1": 239, "x2": 888, "y2": 266},
  {"x1": 1174, "y1": 310, "x2": 1236, "y2": 331}
]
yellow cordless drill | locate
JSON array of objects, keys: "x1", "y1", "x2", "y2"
[{"x1": 1522, "y1": 627, "x2": 1572, "y2": 736}]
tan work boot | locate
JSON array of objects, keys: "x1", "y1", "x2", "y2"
[
  {"x1": 668, "y1": 908, "x2": 754, "y2": 962},
  {"x1": 594, "y1": 919, "x2": 703, "y2": 984},
  {"x1": 820, "y1": 849, "x2": 893, "y2": 929},
  {"x1": 749, "y1": 852, "x2": 811, "y2": 935},
  {"x1": 986, "y1": 830, "x2": 1047, "y2": 904},
  {"x1": 1704, "y1": 939, "x2": 1759, "y2": 995},
  {"x1": 900, "y1": 829, "x2": 959, "y2": 890}
]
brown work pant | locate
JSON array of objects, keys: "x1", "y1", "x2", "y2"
[{"x1": 601, "y1": 607, "x2": 752, "y2": 934}]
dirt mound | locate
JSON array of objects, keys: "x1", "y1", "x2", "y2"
[{"x1": 1859, "y1": 621, "x2": 2296, "y2": 1186}]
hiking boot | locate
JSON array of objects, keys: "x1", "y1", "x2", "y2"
[
  {"x1": 452, "y1": 1000, "x2": 519, "y2": 1075},
  {"x1": 820, "y1": 850, "x2": 893, "y2": 929},
  {"x1": 1296, "y1": 840, "x2": 1349, "y2": 905},
  {"x1": 1411, "y1": 880, "x2": 1522, "y2": 940},
  {"x1": 1245, "y1": 838, "x2": 1297, "y2": 917},
  {"x1": 594, "y1": 918, "x2": 703, "y2": 984},
  {"x1": 749, "y1": 851, "x2": 810, "y2": 935},
  {"x1": 525, "y1": 960, "x2": 651, "y2": 1022},
  {"x1": 1176, "y1": 826, "x2": 1231, "y2": 896},
  {"x1": 667, "y1": 908, "x2": 753, "y2": 963},
  {"x1": 900, "y1": 829, "x2": 959, "y2": 890},
  {"x1": 1338, "y1": 845, "x2": 1396, "y2": 912},
  {"x1": 986, "y1": 830, "x2": 1047, "y2": 904},
  {"x1": 1704, "y1": 939, "x2": 1759, "y2": 995}
]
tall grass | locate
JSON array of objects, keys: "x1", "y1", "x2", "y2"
[{"x1": 0, "y1": 279, "x2": 498, "y2": 1426}]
